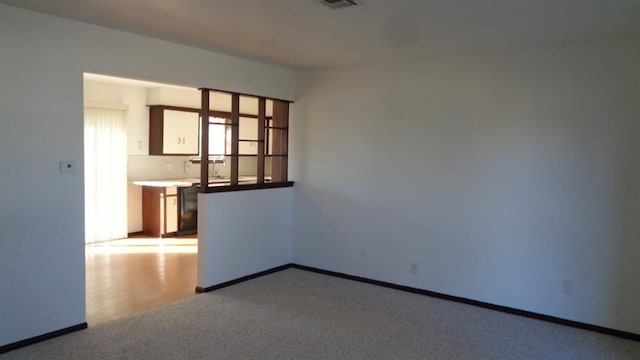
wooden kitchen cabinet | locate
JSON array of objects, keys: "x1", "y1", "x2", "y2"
[
  {"x1": 149, "y1": 105, "x2": 200, "y2": 155},
  {"x1": 165, "y1": 187, "x2": 178, "y2": 234},
  {"x1": 142, "y1": 186, "x2": 178, "y2": 237}
]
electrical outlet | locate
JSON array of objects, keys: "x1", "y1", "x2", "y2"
[
  {"x1": 561, "y1": 280, "x2": 572, "y2": 295},
  {"x1": 410, "y1": 262, "x2": 418, "y2": 274}
]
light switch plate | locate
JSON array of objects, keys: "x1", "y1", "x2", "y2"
[{"x1": 59, "y1": 161, "x2": 77, "y2": 173}]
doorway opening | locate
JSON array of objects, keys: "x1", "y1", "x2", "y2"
[{"x1": 83, "y1": 73, "x2": 200, "y2": 325}]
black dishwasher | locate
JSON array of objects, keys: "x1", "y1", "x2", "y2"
[{"x1": 178, "y1": 186, "x2": 198, "y2": 235}]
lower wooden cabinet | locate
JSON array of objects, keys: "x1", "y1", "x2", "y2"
[{"x1": 142, "y1": 186, "x2": 178, "y2": 237}]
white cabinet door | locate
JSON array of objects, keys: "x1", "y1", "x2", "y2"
[
  {"x1": 163, "y1": 110, "x2": 199, "y2": 154},
  {"x1": 165, "y1": 187, "x2": 178, "y2": 234}
]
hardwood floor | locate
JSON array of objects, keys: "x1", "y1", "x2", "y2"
[{"x1": 85, "y1": 237, "x2": 197, "y2": 325}]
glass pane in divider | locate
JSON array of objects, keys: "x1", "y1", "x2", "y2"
[
  {"x1": 210, "y1": 91, "x2": 232, "y2": 112},
  {"x1": 239, "y1": 155, "x2": 258, "y2": 184},
  {"x1": 208, "y1": 122, "x2": 227, "y2": 156},
  {"x1": 266, "y1": 99, "x2": 273, "y2": 117},
  {"x1": 240, "y1": 95, "x2": 259, "y2": 116},
  {"x1": 239, "y1": 117, "x2": 257, "y2": 139},
  {"x1": 239, "y1": 117, "x2": 258, "y2": 155},
  {"x1": 267, "y1": 119, "x2": 273, "y2": 155},
  {"x1": 265, "y1": 156, "x2": 272, "y2": 181},
  {"x1": 239, "y1": 140, "x2": 258, "y2": 155},
  {"x1": 209, "y1": 116, "x2": 226, "y2": 124}
]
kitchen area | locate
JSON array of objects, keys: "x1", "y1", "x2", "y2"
[
  {"x1": 83, "y1": 73, "x2": 281, "y2": 324},
  {"x1": 84, "y1": 73, "x2": 274, "y2": 238}
]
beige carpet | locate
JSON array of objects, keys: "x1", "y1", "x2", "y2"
[{"x1": 3, "y1": 269, "x2": 640, "y2": 359}]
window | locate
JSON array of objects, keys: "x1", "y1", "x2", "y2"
[{"x1": 206, "y1": 117, "x2": 231, "y2": 157}]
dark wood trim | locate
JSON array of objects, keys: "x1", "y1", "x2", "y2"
[
  {"x1": 148, "y1": 106, "x2": 164, "y2": 155},
  {"x1": 193, "y1": 155, "x2": 281, "y2": 158},
  {"x1": 200, "y1": 90, "x2": 210, "y2": 190},
  {"x1": 271, "y1": 100, "x2": 289, "y2": 182},
  {"x1": 150, "y1": 104, "x2": 200, "y2": 113},
  {"x1": 0, "y1": 323, "x2": 87, "y2": 354},
  {"x1": 230, "y1": 94, "x2": 240, "y2": 186},
  {"x1": 127, "y1": 231, "x2": 144, "y2": 237},
  {"x1": 197, "y1": 87, "x2": 294, "y2": 104},
  {"x1": 192, "y1": 261, "x2": 640, "y2": 342},
  {"x1": 198, "y1": 181, "x2": 294, "y2": 194},
  {"x1": 265, "y1": 119, "x2": 270, "y2": 156},
  {"x1": 148, "y1": 104, "x2": 268, "y2": 120},
  {"x1": 257, "y1": 97, "x2": 266, "y2": 184},
  {"x1": 290, "y1": 264, "x2": 640, "y2": 343},
  {"x1": 195, "y1": 264, "x2": 294, "y2": 293}
]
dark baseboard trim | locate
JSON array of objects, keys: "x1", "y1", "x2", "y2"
[
  {"x1": 127, "y1": 231, "x2": 144, "y2": 237},
  {"x1": 195, "y1": 264, "x2": 294, "y2": 293},
  {"x1": 0, "y1": 322, "x2": 87, "y2": 354},
  {"x1": 290, "y1": 264, "x2": 640, "y2": 343},
  {"x1": 4, "y1": 263, "x2": 636, "y2": 354}
]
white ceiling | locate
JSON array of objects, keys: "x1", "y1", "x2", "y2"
[
  {"x1": 2, "y1": 0, "x2": 640, "y2": 69},
  {"x1": 83, "y1": 73, "x2": 193, "y2": 89}
]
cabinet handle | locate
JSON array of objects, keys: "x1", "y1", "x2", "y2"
[
  {"x1": 173, "y1": 198, "x2": 176, "y2": 206},
  {"x1": 177, "y1": 137, "x2": 181, "y2": 145}
]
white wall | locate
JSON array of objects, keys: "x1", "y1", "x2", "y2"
[
  {"x1": 0, "y1": 4, "x2": 295, "y2": 347},
  {"x1": 291, "y1": 41, "x2": 640, "y2": 334},
  {"x1": 197, "y1": 188, "x2": 292, "y2": 288}
]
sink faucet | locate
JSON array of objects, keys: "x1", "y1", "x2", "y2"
[{"x1": 210, "y1": 156, "x2": 226, "y2": 178}]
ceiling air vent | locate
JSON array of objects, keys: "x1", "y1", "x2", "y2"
[{"x1": 316, "y1": 0, "x2": 360, "y2": 10}]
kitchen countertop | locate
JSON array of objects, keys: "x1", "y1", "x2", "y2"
[
  {"x1": 131, "y1": 179, "x2": 195, "y2": 187},
  {"x1": 130, "y1": 176, "x2": 261, "y2": 188}
]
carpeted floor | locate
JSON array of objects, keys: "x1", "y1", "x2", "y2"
[{"x1": 3, "y1": 268, "x2": 640, "y2": 359}]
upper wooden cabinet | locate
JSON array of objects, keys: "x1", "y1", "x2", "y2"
[{"x1": 149, "y1": 106, "x2": 200, "y2": 155}]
